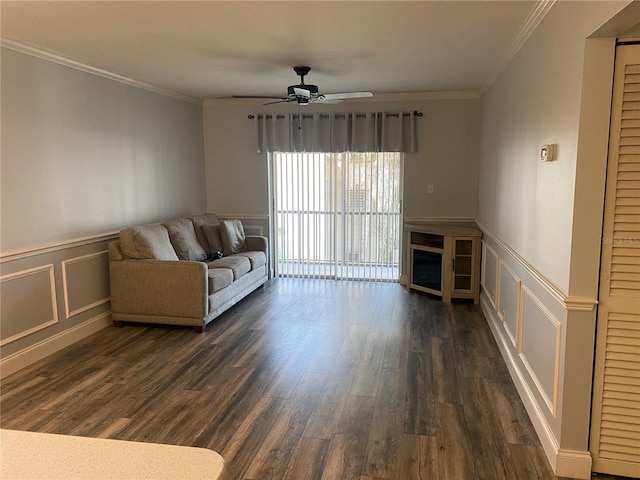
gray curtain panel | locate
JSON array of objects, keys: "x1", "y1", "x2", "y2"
[{"x1": 254, "y1": 111, "x2": 417, "y2": 153}]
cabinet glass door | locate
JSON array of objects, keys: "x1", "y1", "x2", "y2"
[{"x1": 453, "y1": 238, "x2": 473, "y2": 292}]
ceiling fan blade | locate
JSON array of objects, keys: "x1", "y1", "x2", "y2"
[
  {"x1": 313, "y1": 97, "x2": 344, "y2": 104},
  {"x1": 320, "y1": 92, "x2": 373, "y2": 100},
  {"x1": 263, "y1": 98, "x2": 296, "y2": 105},
  {"x1": 232, "y1": 95, "x2": 290, "y2": 100}
]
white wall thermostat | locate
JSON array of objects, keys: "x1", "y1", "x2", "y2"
[{"x1": 540, "y1": 144, "x2": 556, "y2": 162}]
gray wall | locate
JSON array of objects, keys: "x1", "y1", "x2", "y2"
[
  {"x1": 0, "y1": 47, "x2": 206, "y2": 374},
  {"x1": 1, "y1": 47, "x2": 206, "y2": 253}
]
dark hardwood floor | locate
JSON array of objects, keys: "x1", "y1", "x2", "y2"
[{"x1": 0, "y1": 279, "x2": 629, "y2": 480}]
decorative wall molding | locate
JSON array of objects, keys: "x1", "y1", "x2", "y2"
[
  {"x1": 480, "y1": 241, "x2": 499, "y2": 308},
  {"x1": 498, "y1": 259, "x2": 522, "y2": 350},
  {"x1": 484, "y1": 290, "x2": 593, "y2": 479},
  {"x1": 0, "y1": 264, "x2": 59, "y2": 346},
  {"x1": 1, "y1": 233, "x2": 115, "y2": 375},
  {"x1": 476, "y1": 220, "x2": 568, "y2": 305},
  {"x1": 61, "y1": 251, "x2": 110, "y2": 319},
  {"x1": 217, "y1": 214, "x2": 269, "y2": 221},
  {"x1": 1, "y1": 232, "x2": 119, "y2": 262},
  {"x1": 563, "y1": 296, "x2": 598, "y2": 312},
  {"x1": 404, "y1": 216, "x2": 476, "y2": 224},
  {"x1": 519, "y1": 286, "x2": 561, "y2": 417},
  {"x1": 481, "y1": 293, "x2": 563, "y2": 473},
  {"x1": 0, "y1": 312, "x2": 111, "y2": 379},
  {"x1": 1, "y1": 40, "x2": 202, "y2": 105},
  {"x1": 480, "y1": 0, "x2": 556, "y2": 94}
]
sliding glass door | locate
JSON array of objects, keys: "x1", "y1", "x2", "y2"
[{"x1": 272, "y1": 152, "x2": 402, "y2": 282}]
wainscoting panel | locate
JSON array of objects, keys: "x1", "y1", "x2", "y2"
[
  {"x1": 498, "y1": 260, "x2": 521, "y2": 349},
  {"x1": 0, "y1": 234, "x2": 116, "y2": 378},
  {"x1": 520, "y1": 286, "x2": 561, "y2": 417},
  {"x1": 62, "y1": 251, "x2": 110, "y2": 319},
  {"x1": 0, "y1": 265, "x2": 58, "y2": 345},
  {"x1": 478, "y1": 223, "x2": 580, "y2": 476},
  {"x1": 481, "y1": 242, "x2": 498, "y2": 307}
]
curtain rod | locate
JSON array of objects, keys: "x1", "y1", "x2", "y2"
[{"x1": 248, "y1": 110, "x2": 423, "y2": 120}]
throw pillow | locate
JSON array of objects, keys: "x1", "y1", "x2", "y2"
[
  {"x1": 189, "y1": 213, "x2": 219, "y2": 253},
  {"x1": 119, "y1": 225, "x2": 179, "y2": 261},
  {"x1": 219, "y1": 219, "x2": 247, "y2": 256},
  {"x1": 162, "y1": 218, "x2": 207, "y2": 261},
  {"x1": 202, "y1": 224, "x2": 224, "y2": 255}
]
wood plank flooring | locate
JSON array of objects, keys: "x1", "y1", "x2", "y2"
[{"x1": 0, "y1": 279, "x2": 628, "y2": 480}]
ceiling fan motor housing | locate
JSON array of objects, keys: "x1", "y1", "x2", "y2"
[{"x1": 288, "y1": 84, "x2": 318, "y2": 96}]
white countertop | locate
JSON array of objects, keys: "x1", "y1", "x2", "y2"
[{"x1": 0, "y1": 429, "x2": 225, "y2": 480}]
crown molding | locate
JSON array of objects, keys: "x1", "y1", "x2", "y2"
[
  {"x1": 203, "y1": 90, "x2": 480, "y2": 107},
  {"x1": 1, "y1": 39, "x2": 203, "y2": 106},
  {"x1": 480, "y1": 0, "x2": 556, "y2": 95}
]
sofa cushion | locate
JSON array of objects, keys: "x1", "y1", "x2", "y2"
[
  {"x1": 190, "y1": 213, "x2": 219, "y2": 254},
  {"x1": 235, "y1": 251, "x2": 266, "y2": 270},
  {"x1": 162, "y1": 218, "x2": 207, "y2": 261},
  {"x1": 202, "y1": 224, "x2": 224, "y2": 255},
  {"x1": 220, "y1": 219, "x2": 248, "y2": 256},
  {"x1": 119, "y1": 224, "x2": 179, "y2": 261},
  {"x1": 207, "y1": 268, "x2": 233, "y2": 293},
  {"x1": 207, "y1": 255, "x2": 251, "y2": 280}
]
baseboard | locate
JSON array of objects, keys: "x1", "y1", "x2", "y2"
[
  {"x1": 556, "y1": 449, "x2": 593, "y2": 479},
  {"x1": 479, "y1": 294, "x2": 588, "y2": 477},
  {"x1": 0, "y1": 312, "x2": 111, "y2": 379}
]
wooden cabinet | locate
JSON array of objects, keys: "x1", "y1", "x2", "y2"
[{"x1": 406, "y1": 222, "x2": 482, "y2": 303}]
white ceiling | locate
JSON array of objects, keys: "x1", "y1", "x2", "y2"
[{"x1": 1, "y1": 1, "x2": 544, "y2": 102}]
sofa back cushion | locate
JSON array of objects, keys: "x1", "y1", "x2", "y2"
[
  {"x1": 119, "y1": 224, "x2": 179, "y2": 261},
  {"x1": 220, "y1": 219, "x2": 248, "y2": 256},
  {"x1": 190, "y1": 213, "x2": 220, "y2": 254},
  {"x1": 163, "y1": 218, "x2": 207, "y2": 261}
]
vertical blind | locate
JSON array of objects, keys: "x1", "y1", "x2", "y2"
[{"x1": 273, "y1": 151, "x2": 402, "y2": 281}]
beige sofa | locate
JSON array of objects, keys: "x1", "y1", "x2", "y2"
[{"x1": 108, "y1": 213, "x2": 268, "y2": 332}]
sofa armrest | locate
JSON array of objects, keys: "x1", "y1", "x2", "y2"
[
  {"x1": 109, "y1": 259, "x2": 208, "y2": 319},
  {"x1": 245, "y1": 235, "x2": 268, "y2": 253}
]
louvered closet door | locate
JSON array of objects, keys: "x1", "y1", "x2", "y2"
[{"x1": 590, "y1": 43, "x2": 640, "y2": 478}]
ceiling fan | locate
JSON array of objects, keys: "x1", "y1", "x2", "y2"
[{"x1": 233, "y1": 66, "x2": 373, "y2": 105}]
